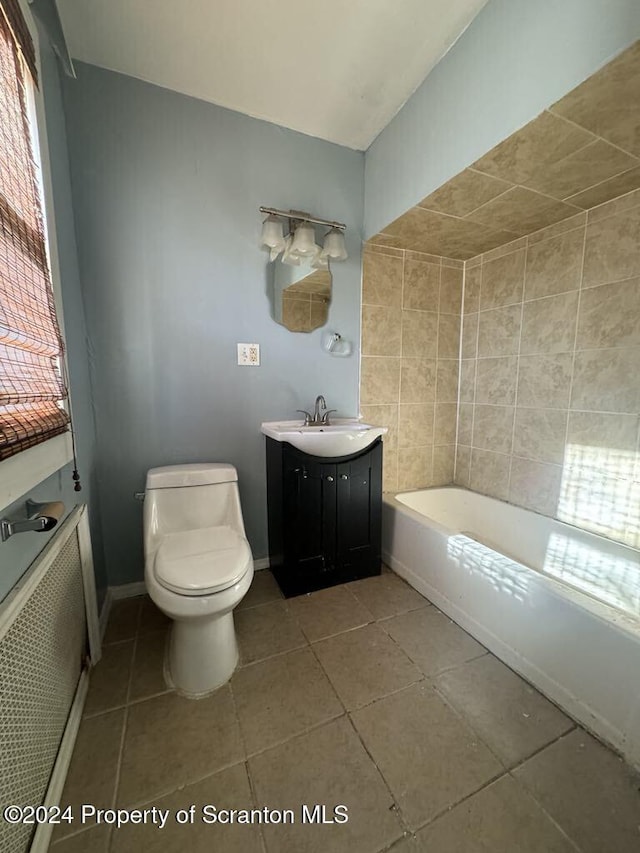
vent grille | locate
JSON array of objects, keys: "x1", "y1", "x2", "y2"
[{"x1": 0, "y1": 530, "x2": 86, "y2": 853}]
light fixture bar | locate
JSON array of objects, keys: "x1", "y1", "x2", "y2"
[{"x1": 259, "y1": 206, "x2": 346, "y2": 232}]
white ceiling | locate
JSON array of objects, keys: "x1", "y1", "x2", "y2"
[{"x1": 57, "y1": 0, "x2": 487, "y2": 151}]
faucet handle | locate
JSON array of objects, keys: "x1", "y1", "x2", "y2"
[
  {"x1": 296, "y1": 409, "x2": 313, "y2": 426},
  {"x1": 321, "y1": 409, "x2": 338, "y2": 425}
]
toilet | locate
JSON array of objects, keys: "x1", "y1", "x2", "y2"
[{"x1": 143, "y1": 463, "x2": 254, "y2": 697}]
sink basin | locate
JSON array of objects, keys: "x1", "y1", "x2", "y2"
[{"x1": 261, "y1": 419, "x2": 388, "y2": 458}]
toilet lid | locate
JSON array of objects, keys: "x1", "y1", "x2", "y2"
[{"x1": 154, "y1": 526, "x2": 252, "y2": 596}]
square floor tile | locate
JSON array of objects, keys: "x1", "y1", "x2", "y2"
[
  {"x1": 104, "y1": 597, "x2": 142, "y2": 643},
  {"x1": 313, "y1": 623, "x2": 422, "y2": 710},
  {"x1": 352, "y1": 682, "x2": 502, "y2": 829},
  {"x1": 117, "y1": 687, "x2": 243, "y2": 807},
  {"x1": 348, "y1": 572, "x2": 428, "y2": 620},
  {"x1": 138, "y1": 596, "x2": 170, "y2": 635},
  {"x1": 248, "y1": 717, "x2": 403, "y2": 853},
  {"x1": 288, "y1": 585, "x2": 373, "y2": 642},
  {"x1": 129, "y1": 629, "x2": 170, "y2": 702},
  {"x1": 50, "y1": 825, "x2": 111, "y2": 852},
  {"x1": 84, "y1": 640, "x2": 133, "y2": 716},
  {"x1": 232, "y1": 647, "x2": 343, "y2": 755},
  {"x1": 54, "y1": 710, "x2": 125, "y2": 839},
  {"x1": 514, "y1": 729, "x2": 640, "y2": 853},
  {"x1": 382, "y1": 607, "x2": 486, "y2": 675},
  {"x1": 111, "y1": 763, "x2": 262, "y2": 853},
  {"x1": 396, "y1": 775, "x2": 577, "y2": 852},
  {"x1": 237, "y1": 570, "x2": 283, "y2": 610},
  {"x1": 435, "y1": 654, "x2": 573, "y2": 766},
  {"x1": 235, "y1": 600, "x2": 307, "y2": 664}
]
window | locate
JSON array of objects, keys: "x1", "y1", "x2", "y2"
[{"x1": 0, "y1": 3, "x2": 69, "y2": 463}]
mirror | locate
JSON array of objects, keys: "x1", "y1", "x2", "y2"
[{"x1": 271, "y1": 258, "x2": 332, "y2": 332}]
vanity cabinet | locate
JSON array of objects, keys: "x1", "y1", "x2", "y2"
[{"x1": 265, "y1": 437, "x2": 382, "y2": 597}]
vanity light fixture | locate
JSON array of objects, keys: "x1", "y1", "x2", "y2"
[{"x1": 259, "y1": 206, "x2": 348, "y2": 263}]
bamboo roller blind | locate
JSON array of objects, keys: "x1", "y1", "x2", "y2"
[{"x1": 0, "y1": 8, "x2": 68, "y2": 460}]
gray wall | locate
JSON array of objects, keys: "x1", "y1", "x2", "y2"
[
  {"x1": 62, "y1": 63, "x2": 364, "y2": 587},
  {"x1": 364, "y1": 0, "x2": 640, "y2": 237},
  {"x1": 0, "y1": 42, "x2": 105, "y2": 602}
]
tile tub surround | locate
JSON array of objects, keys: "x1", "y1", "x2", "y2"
[
  {"x1": 456, "y1": 188, "x2": 640, "y2": 547},
  {"x1": 360, "y1": 245, "x2": 462, "y2": 493}
]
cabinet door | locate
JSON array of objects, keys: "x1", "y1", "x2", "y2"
[
  {"x1": 336, "y1": 441, "x2": 382, "y2": 572},
  {"x1": 283, "y1": 449, "x2": 337, "y2": 573}
]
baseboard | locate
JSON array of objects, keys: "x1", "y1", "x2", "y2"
[
  {"x1": 254, "y1": 557, "x2": 270, "y2": 571},
  {"x1": 110, "y1": 580, "x2": 147, "y2": 599},
  {"x1": 98, "y1": 587, "x2": 113, "y2": 641}
]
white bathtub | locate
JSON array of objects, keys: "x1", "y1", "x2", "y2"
[{"x1": 382, "y1": 486, "x2": 640, "y2": 769}]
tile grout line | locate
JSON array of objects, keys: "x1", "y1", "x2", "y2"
[
  {"x1": 505, "y1": 241, "x2": 528, "y2": 498},
  {"x1": 562, "y1": 222, "x2": 589, "y2": 467}
]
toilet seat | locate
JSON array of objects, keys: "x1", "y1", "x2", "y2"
[{"x1": 154, "y1": 526, "x2": 252, "y2": 596}]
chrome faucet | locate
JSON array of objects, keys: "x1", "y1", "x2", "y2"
[{"x1": 296, "y1": 395, "x2": 337, "y2": 426}]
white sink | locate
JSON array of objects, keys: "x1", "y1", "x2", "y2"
[{"x1": 261, "y1": 419, "x2": 387, "y2": 458}]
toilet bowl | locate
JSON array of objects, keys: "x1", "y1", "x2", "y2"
[{"x1": 143, "y1": 463, "x2": 254, "y2": 697}]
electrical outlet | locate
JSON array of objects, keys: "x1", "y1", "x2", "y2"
[{"x1": 237, "y1": 343, "x2": 260, "y2": 366}]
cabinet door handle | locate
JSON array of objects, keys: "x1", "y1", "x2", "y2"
[
  {"x1": 326, "y1": 475, "x2": 334, "y2": 482},
  {"x1": 340, "y1": 474, "x2": 349, "y2": 480}
]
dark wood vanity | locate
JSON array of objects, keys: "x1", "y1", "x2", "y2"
[{"x1": 265, "y1": 437, "x2": 383, "y2": 597}]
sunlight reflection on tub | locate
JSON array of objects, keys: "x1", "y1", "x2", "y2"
[{"x1": 447, "y1": 535, "x2": 529, "y2": 603}]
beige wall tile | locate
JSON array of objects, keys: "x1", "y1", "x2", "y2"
[
  {"x1": 459, "y1": 359, "x2": 476, "y2": 403},
  {"x1": 509, "y1": 457, "x2": 563, "y2": 516},
  {"x1": 360, "y1": 404, "x2": 399, "y2": 449},
  {"x1": 477, "y1": 305, "x2": 521, "y2": 357},
  {"x1": 587, "y1": 186, "x2": 640, "y2": 224},
  {"x1": 362, "y1": 304, "x2": 402, "y2": 355},
  {"x1": 524, "y1": 228, "x2": 584, "y2": 300},
  {"x1": 361, "y1": 357, "x2": 401, "y2": 405},
  {"x1": 364, "y1": 242, "x2": 404, "y2": 258},
  {"x1": 403, "y1": 259, "x2": 440, "y2": 311},
  {"x1": 433, "y1": 445, "x2": 455, "y2": 485},
  {"x1": 582, "y1": 205, "x2": 640, "y2": 287},
  {"x1": 479, "y1": 235, "x2": 528, "y2": 264},
  {"x1": 568, "y1": 166, "x2": 640, "y2": 210},
  {"x1": 434, "y1": 403, "x2": 458, "y2": 445},
  {"x1": 398, "y1": 446, "x2": 433, "y2": 491},
  {"x1": 310, "y1": 300, "x2": 328, "y2": 328},
  {"x1": 467, "y1": 186, "x2": 581, "y2": 237},
  {"x1": 436, "y1": 360, "x2": 459, "y2": 402},
  {"x1": 527, "y1": 210, "x2": 587, "y2": 245},
  {"x1": 577, "y1": 277, "x2": 640, "y2": 350},
  {"x1": 513, "y1": 408, "x2": 568, "y2": 465},
  {"x1": 400, "y1": 358, "x2": 437, "y2": 403},
  {"x1": 402, "y1": 309, "x2": 438, "y2": 357},
  {"x1": 438, "y1": 313, "x2": 461, "y2": 358},
  {"x1": 282, "y1": 298, "x2": 311, "y2": 331},
  {"x1": 480, "y1": 249, "x2": 525, "y2": 310},
  {"x1": 419, "y1": 168, "x2": 513, "y2": 217},
  {"x1": 362, "y1": 252, "x2": 403, "y2": 307},
  {"x1": 566, "y1": 411, "x2": 639, "y2": 454},
  {"x1": 571, "y1": 347, "x2": 640, "y2": 413},
  {"x1": 517, "y1": 353, "x2": 573, "y2": 409},
  {"x1": 520, "y1": 291, "x2": 579, "y2": 355},
  {"x1": 383, "y1": 448, "x2": 398, "y2": 493},
  {"x1": 469, "y1": 449, "x2": 510, "y2": 500},
  {"x1": 472, "y1": 405, "x2": 514, "y2": 454},
  {"x1": 471, "y1": 111, "x2": 594, "y2": 185},
  {"x1": 463, "y1": 265, "x2": 481, "y2": 313},
  {"x1": 475, "y1": 356, "x2": 517, "y2": 405},
  {"x1": 454, "y1": 445, "x2": 472, "y2": 487},
  {"x1": 550, "y1": 41, "x2": 640, "y2": 157},
  {"x1": 461, "y1": 312, "x2": 479, "y2": 358},
  {"x1": 522, "y1": 139, "x2": 638, "y2": 201},
  {"x1": 399, "y1": 404, "x2": 435, "y2": 447},
  {"x1": 439, "y1": 266, "x2": 463, "y2": 314},
  {"x1": 458, "y1": 403, "x2": 474, "y2": 445}
]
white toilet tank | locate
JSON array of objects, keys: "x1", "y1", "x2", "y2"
[{"x1": 143, "y1": 463, "x2": 247, "y2": 558}]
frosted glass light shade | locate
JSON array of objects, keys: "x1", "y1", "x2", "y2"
[
  {"x1": 321, "y1": 228, "x2": 348, "y2": 260},
  {"x1": 260, "y1": 215, "x2": 285, "y2": 251},
  {"x1": 290, "y1": 222, "x2": 320, "y2": 258}
]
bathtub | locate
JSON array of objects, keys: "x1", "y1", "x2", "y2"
[{"x1": 382, "y1": 486, "x2": 640, "y2": 769}]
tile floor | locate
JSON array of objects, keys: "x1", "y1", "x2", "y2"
[{"x1": 49, "y1": 570, "x2": 640, "y2": 852}]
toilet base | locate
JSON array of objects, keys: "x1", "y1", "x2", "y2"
[{"x1": 165, "y1": 611, "x2": 239, "y2": 698}]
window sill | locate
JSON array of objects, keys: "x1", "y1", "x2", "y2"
[{"x1": 0, "y1": 433, "x2": 73, "y2": 513}]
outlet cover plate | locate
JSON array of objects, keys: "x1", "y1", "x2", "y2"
[{"x1": 237, "y1": 343, "x2": 260, "y2": 366}]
